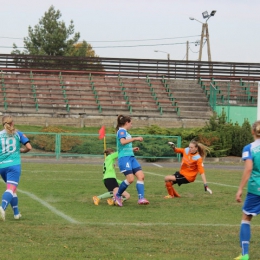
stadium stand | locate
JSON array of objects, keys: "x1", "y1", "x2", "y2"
[{"x1": 0, "y1": 54, "x2": 259, "y2": 128}]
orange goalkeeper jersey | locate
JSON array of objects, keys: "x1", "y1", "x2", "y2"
[{"x1": 174, "y1": 147, "x2": 205, "y2": 182}]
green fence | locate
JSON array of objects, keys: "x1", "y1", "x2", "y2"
[{"x1": 23, "y1": 132, "x2": 181, "y2": 161}]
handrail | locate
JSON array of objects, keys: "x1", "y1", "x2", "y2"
[{"x1": 0, "y1": 54, "x2": 259, "y2": 81}]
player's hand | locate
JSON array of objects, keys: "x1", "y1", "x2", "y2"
[
  {"x1": 204, "y1": 184, "x2": 212, "y2": 194},
  {"x1": 168, "y1": 142, "x2": 175, "y2": 149},
  {"x1": 236, "y1": 189, "x2": 243, "y2": 203},
  {"x1": 133, "y1": 147, "x2": 140, "y2": 152},
  {"x1": 135, "y1": 137, "x2": 143, "y2": 142}
]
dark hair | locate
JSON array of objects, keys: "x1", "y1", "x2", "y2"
[
  {"x1": 104, "y1": 148, "x2": 114, "y2": 156},
  {"x1": 116, "y1": 115, "x2": 131, "y2": 131}
]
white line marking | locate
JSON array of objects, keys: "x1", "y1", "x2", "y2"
[
  {"x1": 18, "y1": 189, "x2": 81, "y2": 224},
  {"x1": 88, "y1": 222, "x2": 243, "y2": 227},
  {"x1": 152, "y1": 163, "x2": 163, "y2": 168},
  {"x1": 145, "y1": 171, "x2": 240, "y2": 188}
]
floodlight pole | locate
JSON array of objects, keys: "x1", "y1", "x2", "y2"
[
  {"x1": 198, "y1": 23, "x2": 211, "y2": 62},
  {"x1": 190, "y1": 10, "x2": 216, "y2": 62}
]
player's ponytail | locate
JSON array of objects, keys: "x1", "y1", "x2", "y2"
[
  {"x1": 116, "y1": 115, "x2": 131, "y2": 131},
  {"x1": 2, "y1": 115, "x2": 16, "y2": 135},
  {"x1": 190, "y1": 140, "x2": 210, "y2": 160}
]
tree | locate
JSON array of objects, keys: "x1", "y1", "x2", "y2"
[{"x1": 12, "y1": 5, "x2": 85, "y2": 56}]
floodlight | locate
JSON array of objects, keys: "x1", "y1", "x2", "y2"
[
  {"x1": 202, "y1": 11, "x2": 209, "y2": 19},
  {"x1": 189, "y1": 17, "x2": 194, "y2": 20},
  {"x1": 210, "y1": 10, "x2": 216, "y2": 16}
]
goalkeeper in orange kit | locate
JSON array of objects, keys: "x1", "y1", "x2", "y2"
[{"x1": 164, "y1": 140, "x2": 212, "y2": 198}]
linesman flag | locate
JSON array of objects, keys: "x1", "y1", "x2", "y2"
[
  {"x1": 98, "y1": 126, "x2": 106, "y2": 140},
  {"x1": 98, "y1": 126, "x2": 106, "y2": 156}
]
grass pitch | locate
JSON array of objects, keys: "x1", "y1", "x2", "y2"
[{"x1": 0, "y1": 161, "x2": 259, "y2": 260}]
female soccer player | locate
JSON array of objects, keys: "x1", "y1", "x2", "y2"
[
  {"x1": 114, "y1": 115, "x2": 149, "y2": 207},
  {"x1": 164, "y1": 140, "x2": 212, "y2": 198},
  {"x1": 234, "y1": 120, "x2": 260, "y2": 260},
  {"x1": 92, "y1": 148, "x2": 130, "y2": 206},
  {"x1": 0, "y1": 115, "x2": 32, "y2": 221}
]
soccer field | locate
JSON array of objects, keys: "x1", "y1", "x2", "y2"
[{"x1": 1, "y1": 161, "x2": 259, "y2": 260}]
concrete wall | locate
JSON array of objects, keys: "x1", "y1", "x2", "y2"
[{"x1": 0, "y1": 112, "x2": 209, "y2": 128}]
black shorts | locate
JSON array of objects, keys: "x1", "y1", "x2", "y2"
[
  {"x1": 104, "y1": 178, "x2": 119, "y2": 192},
  {"x1": 173, "y1": 172, "x2": 190, "y2": 186}
]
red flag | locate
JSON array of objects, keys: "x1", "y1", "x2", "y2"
[{"x1": 98, "y1": 126, "x2": 106, "y2": 140}]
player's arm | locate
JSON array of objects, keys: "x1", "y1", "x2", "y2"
[
  {"x1": 20, "y1": 142, "x2": 32, "y2": 153},
  {"x1": 236, "y1": 159, "x2": 252, "y2": 203},
  {"x1": 198, "y1": 159, "x2": 212, "y2": 194},
  {"x1": 120, "y1": 136, "x2": 143, "y2": 145}
]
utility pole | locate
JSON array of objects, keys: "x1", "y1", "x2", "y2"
[{"x1": 190, "y1": 10, "x2": 216, "y2": 62}]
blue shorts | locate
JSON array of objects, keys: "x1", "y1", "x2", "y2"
[
  {"x1": 118, "y1": 156, "x2": 142, "y2": 175},
  {"x1": 0, "y1": 165, "x2": 21, "y2": 186},
  {"x1": 243, "y1": 192, "x2": 260, "y2": 216}
]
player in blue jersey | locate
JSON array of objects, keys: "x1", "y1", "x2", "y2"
[
  {"x1": 234, "y1": 120, "x2": 260, "y2": 260},
  {"x1": 0, "y1": 115, "x2": 32, "y2": 221},
  {"x1": 114, "y1": 115, "x2": 149, "y2": 207}
]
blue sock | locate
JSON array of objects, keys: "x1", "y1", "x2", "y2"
[
  {"x1": 2, "y1": 189, "x2": 14, "y2": 210},
  {"x1": 117, "y1": 180, "x2": 129, "y2": 196},
  {"x1": 240, "y1": 220, "x2": 251, "y2": 255},
  {"x1": 136, "y1": 181, "x2": 144, "y2": 199},
  {"x1": 10, "y1": 194, "x2": 19, "y2": 215}
]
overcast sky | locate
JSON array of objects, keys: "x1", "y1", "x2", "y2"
[{"x1": 1, "y1": 0, "x2": 259, "y2": 63}]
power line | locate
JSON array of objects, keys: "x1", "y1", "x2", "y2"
[
  {"x1": 0, "y1": 41, "x2": 197, "y2": 50},
  {"x1": 0, "y1": 35, "x2": 200, "y2": 43}
]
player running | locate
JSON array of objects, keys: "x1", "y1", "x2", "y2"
[
  {"x1": 114, "y1": 115, "x2": 149, "y2": 207},
  {"x1": 0, "y1": 115, "x2": 32, "y2": 221}
]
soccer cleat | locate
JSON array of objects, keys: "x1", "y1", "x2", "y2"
[
  {"x1": 114, "y1": 195, "x2": 123, "y2": 207},
  {"x1": 0, "y1": 206, "x2": 5, "y2": 221},
  {"x1": 138, "y1": 198, "x2": 149, "y2": 205},
  {"x1": 234, "y1": 254, "x2": 249, "y2": 260},
  {"x1": 107, "y1": 198, "x2": 115, "y2": 206},
  {"x1": 92, "y1": 196, "x2": 100, "y2": 206},
  {"x1": 164, "y1": 195, "x2": 174, "y2": 199},
  {"x1": 14, "y1": 213, "x2": 22, "y2": 220}
]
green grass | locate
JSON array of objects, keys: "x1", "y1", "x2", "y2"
[{"x1": 1, "y1": 161, "x2": 258, "y2": 260}]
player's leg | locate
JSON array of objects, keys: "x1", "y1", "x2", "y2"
[
  {"x1": 164, "y1": 172, "x2": 181, "y2": 198},
  {"x1": 235, "y1": 193, "x2": 259, "y2": 259},
  {"x1": 115, "y1": 157, "x2": 134, "y2": 206},
  {"x1": 93, "y1": 178, "x2": 117, "y2": 205},
  {"x1": 0, "y1": 165, "x2": 21, "y2": 221}
]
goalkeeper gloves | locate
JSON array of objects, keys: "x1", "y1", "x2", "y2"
[
  {"x1": 204, "y1": 184, "x2": 212, "y2": 194},
  {"x1": 168, "y1": 142, "x2": 175, "y2": 149}
]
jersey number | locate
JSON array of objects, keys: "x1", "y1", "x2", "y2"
[{"x1": 1, "y1": 137, "x2": 17, "y2": 153}]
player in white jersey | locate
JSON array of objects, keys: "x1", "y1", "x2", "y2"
[{"x1": 0, "y1": 115, "x2": 32, "y2": 221}]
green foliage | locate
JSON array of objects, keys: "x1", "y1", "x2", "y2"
[
  {"x1": 33, "y1": 126, "x2": 82, "y2": 152},
  {"x1": 12, "y1": 5, "x2": 98, "y2": 59}
]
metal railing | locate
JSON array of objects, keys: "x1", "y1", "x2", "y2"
[
  {"x1": 22, "y1": 132, "x2": 182, "y2": 161},
  {"x1": 0, "y1": 53, "x2": 260, "y2": 81}
]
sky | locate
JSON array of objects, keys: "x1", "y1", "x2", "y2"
[{"x1": 1, "y1": 0, "x2": 259, "y2": 63}]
